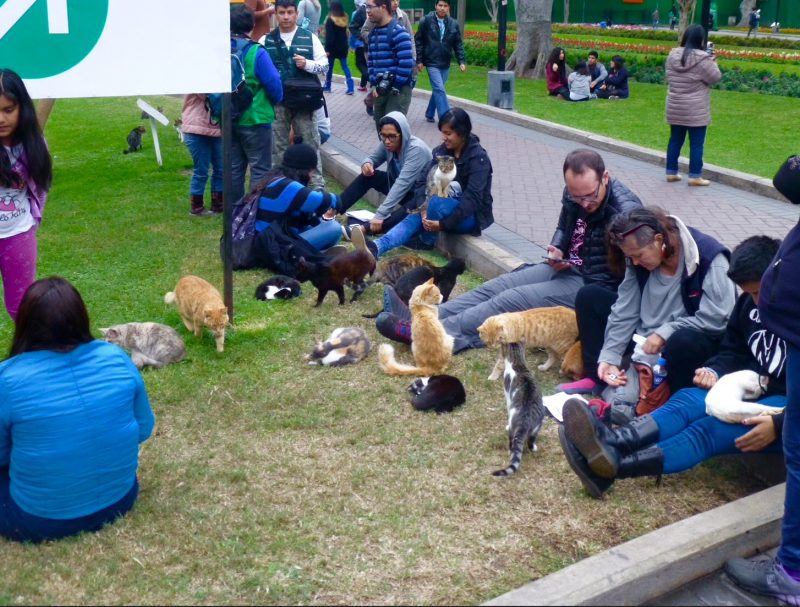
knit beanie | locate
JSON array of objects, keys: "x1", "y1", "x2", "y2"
[
  {"x1": 773, "y1": 155, "x2": 800, "y2": 205},
  {"x1": 282, "y1": 139, "x2": 318, "y2": 171}
]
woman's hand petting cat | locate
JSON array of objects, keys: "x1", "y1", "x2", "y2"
[
  {"x1": 361, "y1": 162, "x2": 374, "y2": 177},
  {"x1": 598, "y1": 362, "x2": 627, "y2": 386},
  {"x1": 642, "y1": 333, "x2": 666, "y2": 355},
  {"x1": 369, "y1": 218, "x2": 384, "y2": 233},
  {"x1": 735, "y1": 416, "x2": 777, "y2": 452},
  {"x1": 422, "y1": 217, "x2": 441, "y2": 232},
  {"x1": 693, "y1": 367, "x2": 718, "y2": 389}
]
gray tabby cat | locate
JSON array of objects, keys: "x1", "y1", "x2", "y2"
[
  {"x1": 410, "y1": 155, "x2": 457, "y2": 215},
  {"x1": 492, "y1": 341, "x2": 545, "y2": 477},
  {"x1": 100, "y1": 322, "x2": 186, "y2": 369}
]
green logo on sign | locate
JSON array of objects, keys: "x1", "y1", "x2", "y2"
[{"x1": 0, "y1": 0, "x2": 108, "y2": 78}]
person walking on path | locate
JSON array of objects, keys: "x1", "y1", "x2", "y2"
[
  {"x1": 323, "y1": 1, "x2": 355, "y2": 94},
  {"x1": 364, "y1": 0, "x2": 415, "y2": 129},
  {"x1": 230, "y1": 5, "x2": 284, "y2": 204},
  {"x1": 0, "y1": 68, "x2": 53, "y2": 321},
  {"x1": 349, "y1": 0, "x2": 369, "y2": 91},
  {"x1": 724, "y1": 156, "x2": 800, "y2": 605},
  {"x1": 664, "y1": 24, "x2": 721, "y2": 187},
  {"x1": 747, "y1": 8, "x2": 761, "y2": 38},
  {"x1": 263, "y1": 0, "x2": 329, "y2": 191},
  {"x1": 414, "y1": 0, "x2": 466, "y2": 124}
]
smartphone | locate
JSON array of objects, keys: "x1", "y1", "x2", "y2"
[{"x1": 542, "y1": 256, "x2": 580, "y2": 265}]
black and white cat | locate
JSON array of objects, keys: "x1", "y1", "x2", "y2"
[
  {"x1": 492, "y1": 341, "x2": 545, "y2": 477},
  {"x1": 255, "y1": 275, "x2": 302, "y2": 300},
  {"x1": 407, "y1": 375, "x2": 466, "y2": 413}
]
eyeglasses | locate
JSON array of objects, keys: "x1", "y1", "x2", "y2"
[
  {"x1": 365, "y1": 4, "x2": 378, "y2": 10},
  {"x1": 379, "y1": 132, "x2": 399, "y2": 142},
  {"x1": 570, "y1": 180, "x2": 603, "y2": 205}
]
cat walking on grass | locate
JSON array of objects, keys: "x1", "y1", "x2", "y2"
[{"x1": 164, "y1": 275, "x2": 228, "y2": 352}]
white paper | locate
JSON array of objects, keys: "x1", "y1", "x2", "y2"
[
  {"x1": 346, "y1": 209, "x2": 375, "y2": 221},
  {"x1": 543, "y1": 392, "x2": 588, "y2": 423}
]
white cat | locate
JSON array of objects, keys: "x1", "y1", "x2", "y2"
[{"x1": 705, "y1": 370, "x2": 784, "y2": 423}]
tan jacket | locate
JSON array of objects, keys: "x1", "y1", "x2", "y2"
[{"x1": 665, "y1": 47, "x2": 721, "y2": 127}]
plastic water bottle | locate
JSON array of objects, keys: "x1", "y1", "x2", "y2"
[{"x1": 653, "y1": 357, "x2": 667, "y2": 388}]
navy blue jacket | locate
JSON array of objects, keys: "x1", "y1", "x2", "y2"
[{"x1": 760, "y1": 218, "x2": 800, "y2": 349}]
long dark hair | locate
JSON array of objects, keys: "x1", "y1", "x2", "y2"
[
  {"x1": 606, "y1": 207, "x2": 678, "y2": 277},
  {"x1": 10, "y1": 277, "x2": 94, "y2": 358},
  {"x1": 0, "y1": 69, "x2": 52, "y2": 191},
  {"x1": 680, "y1": 24, "x2": 707, "y2": 66},
  {"x1": 328, "y1": 1, "x2": 345, "y2": 18},
  {"x1": 547, "y1": 47, "x2": 566, "y2": 78}
]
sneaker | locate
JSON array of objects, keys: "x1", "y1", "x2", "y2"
[
  {"x1": 351, "y1": 225, "x2": 378, "y2": 260},
  {"x1": 376, "y1": 311, "x2": 412, "y2": 344},
  {"x1": 557, "y1": 425, "x2": 614, "y2": 499},
  {"x1": 357, "y1": 85, "x2": 368, "y2": 92},
  {"x1": 556, "y1": 377, "x2": 598, "y2": 395},
  {"x1": 666, "y1": 174, "x2": 682, "y2": 183},
  {"x1": 425, "y1": 116, "x2": 436, "y2": 123},
  {"x1": 340, "y1": 223, "x2": 352, "y2": 241},
  {"x1": 688, "y1": 177, "x2": 711, "y2": 186},
  {"x1": 383, "y1": 285, "x2": 411, "y2": 321},
  {"x1": 725, "y1": 557, "x2": 800, "y2": 605},
  {"x1": 608, "y1": 95, "x2": 620, "y2": 100}
]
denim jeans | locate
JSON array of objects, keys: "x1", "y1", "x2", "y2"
[
  {"x1": 295, "y1": 218, "x2": 342, "y2": 251},
  {"x1": 780, "y1": 344, "x2": 800, "y2": 569},
  {"x1": 652, "y1": 387, "x2": 784, "y2": 474},
  {"x1": 425, "y1": 66, "x2": 450, "y2": 122},
  {"x1": 183, "y1": 133, "x2": 223, "y2": 196},
  {"x1": 325, "y1": 57, "x2": 353, "y2": 89},
  {"x1": 232, "y1": 124, "x2": 273, "y2": 203},
  {"x1": 374, "y1": 195, "x2": 476, "y2": 257},
  {"x1": 666, "y1": 125, "x2": 707, "y2": 178}
]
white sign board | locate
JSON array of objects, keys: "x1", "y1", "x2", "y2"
[{"x1": 0, "y1": 0, "x2": 231, "y2": 99}]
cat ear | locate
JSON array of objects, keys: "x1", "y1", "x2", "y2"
[
  {"x1": 99, "y1": 327, "x2": 109, "y2": 336},
  {"x1": 425, "y1": 278, "x2": 435, "y2": 285}
]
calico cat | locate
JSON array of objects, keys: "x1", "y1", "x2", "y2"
[
  {"x1": 477, "y1": 306, "x2": 579, "y2": 381},
  {"x1": 100, "y1": 322, "x2": 186, "y2": 370},
  {"x1": 295, "y1": 250, "x2": 376, "y2": 306},
  {"x1": 123, "y1": 126, "x2": 146, "y2": 154},
  {"x1": 492, "y1": 341, "x2": 545, "y2": 477},
  {"x1": 369, "y1": 253, "x2": 434, "y2": 287},
  {"x1": 255, "y1": 275, "x2": 302, "y2": 300},
  {"x1": 305, "y1": 327, "x2": 371, "y2": 366},
  {"x1": 164, "y1": 275, "x2": 229, "y2": 352},
  {"x1": 408, "y1": 375, "x2": 466, "y2": 413},
  {"x1": 378, "y1": 279, "x2": 453, "y2": 376},
  {"x1": 394, "y1": 258, "x2": 466, "y2": 305}
]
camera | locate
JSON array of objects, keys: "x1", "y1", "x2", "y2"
[
  {"x1": 374, "y1": 71, "x2": 398, "y2": 97},
  {"x1": 706, "y1": 42, "x2": 715, "y2": 56}
]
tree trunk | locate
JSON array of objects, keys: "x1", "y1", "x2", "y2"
[
  {"x1": 506, "y1": 0, "x2": 554, "y2": 79},
  {"x1": 563, "y1": 0, "x2": 569, "y2": 24},
  {"x1": 737, "y1": 0, "x2": 756, "y2": 27},
  {"x1": 484, "y1": 0, "x2": 498, "y2": 23},
  {"x1": 677, "y1": 0, "x2": 695, "y2": 37}
]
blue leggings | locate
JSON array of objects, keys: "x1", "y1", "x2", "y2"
[
  {"x1": 294, "y1": 219, "x2": 342, "y2": 251},
  {"x1": 0, "y1": 468, "x2": 139, "y2": 543},
  {"x1": 374, "y1": 195, "x2": 477, "y2": 257},
  {"x1": 652, "y1": 387, "x2": 785, "y2": 474}
]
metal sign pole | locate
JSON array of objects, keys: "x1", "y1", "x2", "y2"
[
  {"x1": 222, "y1": 92, "x2": 234, "y2": 320},
  {"x1": 497, "y1": 0, "x2": 508, "y2": 72}
]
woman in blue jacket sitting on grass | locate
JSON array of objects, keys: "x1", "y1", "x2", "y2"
[{"x1": 0, "y1": 277, "x2": 155, "y2": 543}]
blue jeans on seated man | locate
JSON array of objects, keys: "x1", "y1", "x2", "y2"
[
  {"x1": 374, "y1": 195, "x2": 477, "y2": 257},
  {"x1": 666, "y1": 124, "x2": 707, "y2": 178},
  {"x1": 294, "y1": 218, "x2": 342, "y2": 251},
  {"x1": 650, "y1": 387, "x2": 784, "y2": 475},
  {"x1": 425, "y1": 66, "x2": 450, "y2": 122}
]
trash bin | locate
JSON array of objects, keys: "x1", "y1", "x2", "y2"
[{"x1": 488, "y1": 71, "x2": 514, "y2": 110}]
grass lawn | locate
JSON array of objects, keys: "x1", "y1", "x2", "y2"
[{"x1": 0, "y1": 95, "x2": 771, "y2": 604}]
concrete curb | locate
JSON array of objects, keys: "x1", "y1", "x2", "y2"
[{"x1": 483, "y1": 482, "x2": 785, "y2": 607}]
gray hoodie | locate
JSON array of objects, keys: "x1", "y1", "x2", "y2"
[{"x1": 362, "y1": 111, "x2": 432, "y2": 220}]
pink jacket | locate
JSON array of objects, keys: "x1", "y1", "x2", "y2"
[
  {"x1": 180, "y1": 94, "x2": 222, "y2": 138},
  {"x1": 665, "y1": 48, "x2": 722, "y2": 127}
]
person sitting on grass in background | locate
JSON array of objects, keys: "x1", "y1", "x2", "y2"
[
  {"x1": 587, "y1": 50, "x2": 607, "y2": 93},
  {"x1": 337, "y1": 112, "x2": 431, "y2": 236},
  {"x1": 546, "y1": 47, "x2": 569, "y2": 100},
  {"x1": 370, "y1": 148, "x2": 641, "y2": 351},
  {"x1": 350, "y1": 108, "x2": 492, "y2": 260},
  {"x1": 253, "y1": 140, "x2": 342, "y2": 253},
  {"x1": 568, "y1": 61, "x2": 596, "y2": 102},
  {"x1": 0, "y1": 277, "x2": 155, "y2": 543},
  {"x1": 596, "y1": 55, "x2": 629, "y2": 99}
]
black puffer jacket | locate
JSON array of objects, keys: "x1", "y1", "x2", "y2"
[
  {"x1": 550, "y1": 177, "x2": 642, "y2": 290},
  {"x1": 413, "y1": 12, "x2": 465, "y2": 69}
]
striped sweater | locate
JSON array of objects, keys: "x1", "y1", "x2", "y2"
[
  {"x1": 255, "y1": 177, "x2": 339, "y2": 232},
  {"x1": 367, "y1": 19, "x2": 414, "y2": 88}
]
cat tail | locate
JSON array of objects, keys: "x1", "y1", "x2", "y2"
[
  {"x1": 164, "y1": 291, "x2": 176, "y2": 305},
  {"x1": 492, "y1": 434, "x2": 525, "y2": 477},
  {"x1": 378, "y1": 344, "x2": 431, "y2": 376}
]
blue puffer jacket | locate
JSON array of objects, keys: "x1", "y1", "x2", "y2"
[{"x1": 367, "y1": 19, "x2": 414, "y2": 87}]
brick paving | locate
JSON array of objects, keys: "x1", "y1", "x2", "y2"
[{"x1": 323, "y1": 84, "x2": 795, "y2": 256}]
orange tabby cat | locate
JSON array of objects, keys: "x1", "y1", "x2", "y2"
[
  {"x1": 164, "y1": 275, "x2": 228, "y2": 352},
  {"x1": 477, "y1": 306, "x2": 578, "y2": 381},
  {"x1": 560, "y1": 340, "x2": 584, "y2": 379},
  {"x1": 378, "y1": 279, "x2": 453, "y2": 376}
]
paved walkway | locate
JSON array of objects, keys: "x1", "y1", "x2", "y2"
[{"x1": 323, "y1": 84, "x2": 794, "y2": 605}]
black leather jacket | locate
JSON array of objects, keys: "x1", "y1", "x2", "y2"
[{"x1": 413, "y1": 12, "x2": 465, "y2": 69}]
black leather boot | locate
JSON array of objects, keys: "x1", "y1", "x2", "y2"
[
  {"x1": 210, "y1": 191, "x2": 223, "y2": 214},
  {"x1": 558, "y1": 425, "x2": 615, "y2": 499},
  {"x1": 616, "y1": 446, "x2": 665, "y2": 479}
]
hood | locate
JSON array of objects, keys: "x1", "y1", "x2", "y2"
[
  {"x1": 330, "y1": 15, "x2": 349, "y2": 27},
  {"x1": 671, "y1": 215, "x2": 700, "y2": 275},
  {"x1": 666, "y1": 47, "x2": 715, "y2": 73},
  {"x1": 382, "y1": 111, "x2": 412, "y2": 159}
]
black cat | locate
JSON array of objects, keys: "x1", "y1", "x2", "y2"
[
  {"x1": 394, "y1": 258, "x2": 466, "y2": 305},
  {"x1": 295, "y1": 250, "x2": 376, "y2": 306},
  {"x1": 408, "y1": 375, "x2": 466, "y2": 414},
  {"x1": 255, "y1": 275, "x2": 302, "y2": 300},
  {"x1": 123, "y1": 126, "x2": 146, "y2": 154}
]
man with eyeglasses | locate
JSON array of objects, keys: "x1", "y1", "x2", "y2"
[
  {"x1": 337, "y1": 111, "x2": 431, "y2": 235},
  {"x1": 375, "y1": 148, "x2": 642, "y2": 354},
  {"x1": 363, "y1": 0, "x2": 415, "y2": 129}
]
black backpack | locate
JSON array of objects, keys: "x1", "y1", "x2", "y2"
[{"x1": 207, "y1": 38, "x2": 256, "y2": 125}]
